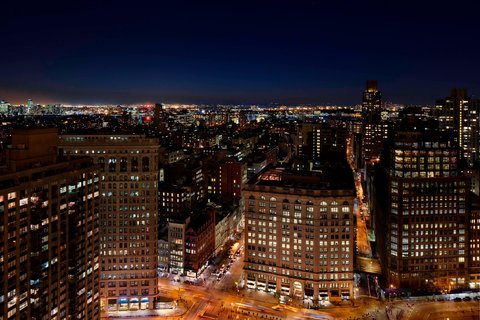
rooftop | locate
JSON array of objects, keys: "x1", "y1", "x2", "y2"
[{"x1": 245, "y1": 163, "x2": 355, "y2": 196}]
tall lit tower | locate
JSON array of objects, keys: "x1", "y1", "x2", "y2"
[
  {"x1": 435, "y1": 89, "x2": 480, "y2": 167},
  {"x1": 153, "y1": 103, "x2": 168, "y2": 133},
  {"x1": 58, "y1": 134, "x2": 159, "y2": 312},
  {"x1": 26, "y1": 99, "x2": 33, "y2": 115},
  {"x1": 361, "y1": 80, "x2": 388, "y2": 167},
  {"x1": 0, "y1": 128, "x2": 101, "y2": 319},
  {"x1": 362, "y1": 80, "x2": 381, "y2": 118},
  {"x1": 383, "y1": 114, "x2": 469, "y2": 291}
]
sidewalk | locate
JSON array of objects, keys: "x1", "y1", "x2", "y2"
[{"x1": 103, "y1": 301, "x2": 189, "y2": 319}]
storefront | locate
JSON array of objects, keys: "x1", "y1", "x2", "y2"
[
  {"x1": 341, "y1": 291, "x2": 351, "y2": 300},
  {"x1": 267, "y1": 282, "x2": 276, "y2": 293},
  {"x1": 129, "y1": 298, "x2": 139, "y2": 310},
  {"x1": 304, "y1": 288, "x2": 314, "y2": 299},
  {"x1": 118, "y1": 298, "x2": 128, "y2": 311},
  {"x1": 281, "y1": 285, "x2": 290, "y2": 296},
  {"x1": 257, "y1": 280, "x2": 266, "y2": 291},
  {"x1": 140, "y1": 297, "x2": 149, "y2": 310},
  {"x1": 107, "y1": 299, "x2": 118, "y2": 311},
  {"x1": 154, "y1": 296, "x2": 175, "y2": 309},
  {"x1": 247, "y1": 275, "x2": 256, "y2": 289},
  {"x1": 319, "y1": 292, "x2": 329, "y2": 301},
  {"x1": 293, "y1": 282, "x2": 303, "y2": 298}
]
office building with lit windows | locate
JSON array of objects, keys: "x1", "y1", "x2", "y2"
[
  {"x1": 435, "y1": 89, "x2": 480, "y2": 167},
  {"x1": 0, "y1": 128, "x2": 100, "y2": 319},
  {"x1": 384, "y1": 124, "x2": 469, "y2": 291},
  {"x1": 243, "y1": 166, "x2": 355, "y2": 304},
  {"x1": 469, "y1": 193, "x2": 480, "y2": 289},
  {"x1": 361, "y1": 80, "x2": 390, "y2": 167},
  {"x1": 204, "y1": 158, "x2": 247, "y2": 201},
  {"x1": 362, "y1": 80, "x2": 381, "y2": 117},
  {"x1": 58, "y1": 134, "x2": 159, "y2": 311}
]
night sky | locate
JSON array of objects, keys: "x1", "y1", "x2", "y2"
[{"x1": 1, "y1": 0, "x2": 479, "y2": 105}]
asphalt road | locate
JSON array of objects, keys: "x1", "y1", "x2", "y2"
[{"x1": 404, "y1": 300, "x2": 480, "y2": 320}]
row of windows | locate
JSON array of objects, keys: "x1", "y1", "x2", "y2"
[{"x1": 250, "y1": 197, "x2": 349, "y2": 206}]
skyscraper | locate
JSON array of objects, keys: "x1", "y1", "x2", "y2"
[
  {"x1": 382, "y1": 119, "x2": 469, "y2": 290},
  {"x1": 362, "y1": 80, "x2": 381, "y2": 118},
  {"x1": 58, "y1": 134, "x2": 159, "y2": 312},
  {"x1": 0, "y1": 128, "x2": 100, "y2": 319},
  {"x1": 435, "y1": 89, "x2": 480, "y2": 167},
  {"x1": 153, "y1": 103, "x2": 168, "y2": 133},
  {"x1": 360, "y1": 80, "x2": 389, "y2": 168},
  {"x1": 469, "y1": 193, "x2": 480, "y2": 290},
  {"x1": 26, "y1": 99, "x2": 33, "y2": 115}
]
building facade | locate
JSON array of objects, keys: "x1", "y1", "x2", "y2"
[
  {"x1": 243, "y1": 168, "x2": 355, "y2": 304},
  {"x1": 0, "y1": 128, "x2": 100, "y2": 320},
  {"x1": 205, "y1": 158, "x2": 247, "y2": 201},
  {"x1": 385, "y1": 129, "x2": 469, "y2": 290},
  {"x1": 168, "y1": 217, "x2": 188, "y2": 275},
  {"x1": 185, "y1": 209, "x2": 215, "y2": 278},
  {"x1": 58, "y1": 134, "x2": 159, "y2": 311},
  {"x1": 361, "y1": 80, "x2": 389, "y2": 167},
  {"x1": 469, "y1": 193, "x2": 480, "y2": 290},
  {"x1": 362, "y1": 80, "x2": 381, "y2": 117},
  {"x1": 435, "y1": 89, "x2": 480, "y2": 167}
]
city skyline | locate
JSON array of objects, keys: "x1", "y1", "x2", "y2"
[
  {"x1": 2, "y1": 1, "x2": 480, "y2": 105},
  {"x1": 1, "y1": 83, "x2": 480, "y2": 319}
]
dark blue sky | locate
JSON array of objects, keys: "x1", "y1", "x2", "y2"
[{"x1": 1, "y1": 0, "x2": 479, "y2": 105}]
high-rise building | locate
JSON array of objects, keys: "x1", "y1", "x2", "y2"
[
  {"x1": 469, "y1": 193, "x2": 480, "y2": 290},
  {"x1": 0, "y1": 100, "x2": 9, "y2": 114},
  {"x1": 360, "y1": 80, "x2": 389, "y2": 168},
  {"x1": 435, "y1": 89, "x2": 480, "y2": 166},
  {"x1": 383, "y1": 123, "x2": 469, "y2": 290},
  {"x1": 58, "y1": 134, "x2": 159, "y2": 312},
  {"x1": 26, "y1": 99, "x2": 33, "y2": 115},
  {"x1": 243, "y1": 166, "x2": 355, "y2": 305},
  {"x1": 362, "y1": 80, "x2": 381, "y2": 118},
  {"x1": 0, "y1": 128, "x2": 100, "y2": 319},
  {"x1": 153, "y1": 103, "x2": 168, "y2": 133},
  {"x1": 363, "y1": 122, "x2": 389, "y2": 165}
]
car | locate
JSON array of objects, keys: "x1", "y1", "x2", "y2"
[
  {"x1": 474, "y1": 296, "x2": 480, "y2": 301},
  {"x1": 454, "y1": 297, "x2": 462, "y2": 302},
  {"x1": 462, "y1": 296, "x2": 472, "y2": 301}
]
